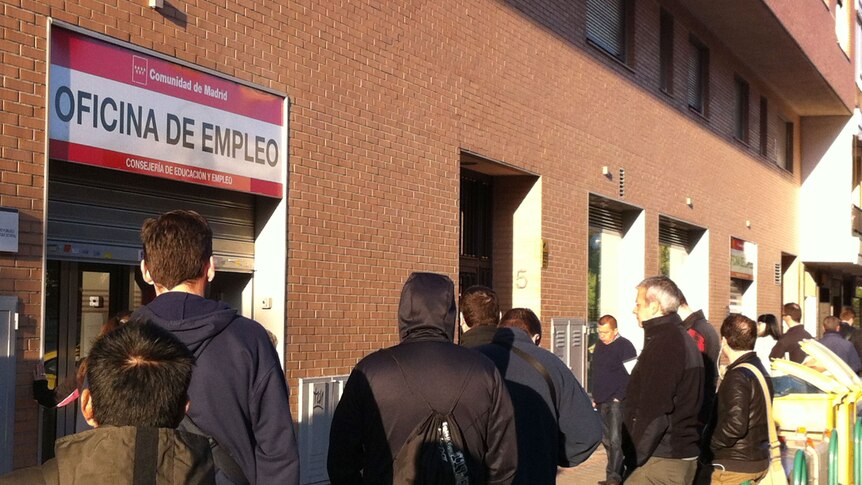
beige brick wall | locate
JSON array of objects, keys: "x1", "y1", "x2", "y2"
[{"x1": 0, "y1": 0, "x2": 848, "y2": 468}]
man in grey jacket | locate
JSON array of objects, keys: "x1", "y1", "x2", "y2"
[{"x1": 477, "y1": 308, "x2": 601, "y2": 484}]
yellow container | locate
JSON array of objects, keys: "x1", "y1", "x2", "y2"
[{"x1": 773, "y1": 393, "x2": 840, "y2": 436}]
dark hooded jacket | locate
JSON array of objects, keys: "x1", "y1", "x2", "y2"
[
  {"x1": 0, "y1": 426, "x2": 214, "y2": 484},
  {"x1": 476, "y1": 328, "x2": 601, "y2": 484},
  {"x1": 327, "y1": 272, "x2": 518, "y2": 484},
  {"x1": 624, "y1": 312, "x2": 703, "y2": 466},
  {"x1": 710, "y1": 352, "x2": 773, "y2": 473},
  {"x1": 133, "y1": 293, "x2": 299, "y2": 485}
]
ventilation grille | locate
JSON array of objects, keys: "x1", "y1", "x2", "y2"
[
  {"x1": 618, "y1": 168, "x2": 626, "y2": 197},
  {"x1": 774, "y1": 263, "x2": 782, "y2": 286}
]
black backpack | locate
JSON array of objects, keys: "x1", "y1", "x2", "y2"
[{"x1": 388, "y1": 350, "x2": 473, "y2": 485}]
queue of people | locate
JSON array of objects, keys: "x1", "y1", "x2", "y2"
[
  {"x1": 11, "y1": 210, "x2": 300, "y2": 485},
  {"x1": 7, "y1": 209, "x2": 860, "y2": 484}
]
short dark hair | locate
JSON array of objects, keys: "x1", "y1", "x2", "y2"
[
  {"x1": 141, "y1": 210, "x2": 213, "y2": 290},
  {"x1": 720, "y1": 313, "x2": 757, "y2": 351},
  {"x1": 499, "y1": 308, "x2": 542, "y2": 338},
  {"x1": 757, "y1": 314, "x2": 781, "y2": 341},
  {"x1": 823, "y1": 315, "x2": 841, "y2": 332},
  {"x1": 459, "y1": 285, "x2": 500, "y2": 328},
  {"x1": 840, "y1": 306, "x2": 856, "y2": 322},
  {"x1": 782, "y1": 302, "x2": 802, "y2": 323},
  {"x1": 598, "y1": 314, "x2": 617, "y2": 330},
  {"x1": 87, "y1": 320, "x2": 194, "y2": 428}
]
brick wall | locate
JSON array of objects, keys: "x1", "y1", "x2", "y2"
[{"x1": 0, "y1": 0, "x2": 848, "y2": 468}]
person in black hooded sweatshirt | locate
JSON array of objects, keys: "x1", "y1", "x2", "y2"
[
  {"x1": 133, "y1": 210, "x2": 299, "y2": 485},
  {"x1": 327, "y1": 272, "x2": 518, "y2": 484}
]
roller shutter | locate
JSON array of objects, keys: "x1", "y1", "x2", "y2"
[
  {"x1": 586, "y1": 0, "x2": 625, "y2": 59},
  {"x1": 47, "y1": 161, "x2": 255, "y2": 272},
  {"x1": 659, "y1": 221, "x2": 692, "y2": 250},
  {"x1": 588, "y1": 204, "x2": 623, "y2": 233}
]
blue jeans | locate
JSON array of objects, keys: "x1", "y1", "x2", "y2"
[{"x1": 599, "y1": 400, "x2": 625, "y2": 482}]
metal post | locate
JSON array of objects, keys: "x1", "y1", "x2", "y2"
[
  {"x1": 793, "y1": 449, "x2": 808, "y2": 485},
  {"x1": 829, "y1": 428, "x2": 839, "y2": 485}
]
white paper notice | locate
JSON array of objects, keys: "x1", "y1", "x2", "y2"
[{"x1": 623, "y1": 357, "x2": 638, "y2": 374}]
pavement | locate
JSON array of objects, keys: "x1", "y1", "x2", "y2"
[{"x1": 556, "y1": 446, "x2": 608, "y2": 484}]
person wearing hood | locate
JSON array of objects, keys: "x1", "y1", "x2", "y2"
[
  {"x1": 0, "y1": 321, "x2": 214, "y2": 484},
  {"x1": 327, "y1": 272, "x2": 518, "y2": 484},
  {"x1": 133, "y1": 210, "x2": 298, "y2": 485}
]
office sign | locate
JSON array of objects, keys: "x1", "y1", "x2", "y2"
[
  {"x1": 730, "y1": 237, "x2": 754, "y2": 280},
  {"x1": 48, "y1": 27, "x2": 286, "y2": 198}
]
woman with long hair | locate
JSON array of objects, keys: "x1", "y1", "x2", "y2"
[{"x1": 753, "y1": 313, "x2": 781, "y2": 375}]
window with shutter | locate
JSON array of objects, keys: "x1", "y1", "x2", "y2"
[
  {"x1": 659, "y1": 10, "x2": 674, "y2": 93},
  {"x1": 734, "y1": 77, "x2": 749, "y2": 143},
  {"x1": 687, "y1": 39, "x2": 708, "y2": 114},
  {"x1": 586, "y1": 0, "x2": 627, "y2": 62}
]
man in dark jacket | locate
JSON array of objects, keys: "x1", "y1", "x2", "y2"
[
  {"x1": 592, "y1": 314, "x2": 637, "y2": 485},
  {"x1": 459, "y1": 285, "x2": 501, "y2": 348},
  {"x1": 476, "y1": 308, "x2": 601, "y2": 484},
  {"x1": 819, "y1": 316, "x2": 862, "y2": 372},
  {"x1": 770, "y1": 302, "x2": 812, "y2": 364},
  {"x1": 624, "y1": 276, "x2": 703, "y2": 485},
  {"x1": 710, "y1": 314, "x2": 773, "y2": 484},
  {"x1": 133, "y1": 210, "x2": 299, "y2": 485},
  {"x1": 678, "y1": 294, "x2": 719, "y2": 485},
  {"x1": 0, "y1": 321, "x2": 214, "y2": 484},
  {"x1": 327, "y1": 272, "x2": 518, "y2": 484}
]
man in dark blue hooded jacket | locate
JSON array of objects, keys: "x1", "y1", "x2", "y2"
[
  {"x1": 133, "y1": 210, "x2": 299, "y2": 485},
  {"x1": 327, "y1": 272, "x2": 518, "y2": 484}
]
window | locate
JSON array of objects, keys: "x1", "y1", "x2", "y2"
[
  {"x1": 734, "y1": 77, "x2": 750, "y2": 143},
  {"x1": 783, "y1": 120, "x2": 794, "y2": 172},
  {"x1": 856, "y1": 10, "x2": 862, "y2": 87},
  {"x1": 687, "y1": 38, "x2": 709, "y2": 115},
  {"x1": 659, "y1": 9, "x2": 674, "y2": 93},
  {"x1": 586, "y1": 0, "x2": 632, "y2": 63},
  {"x1": 837, "y1": 0, "x2": 850, "y2": 55},
  {"x1": 773, "y1": 116, "x2": 793, "y2": 172},
  {"x1": 759, "y1": 97, "x2": 768, "y2": 156}
]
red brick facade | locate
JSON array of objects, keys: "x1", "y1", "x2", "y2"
[{"x1": 0, "y1": 0, "x2": 852, "y2": 469}]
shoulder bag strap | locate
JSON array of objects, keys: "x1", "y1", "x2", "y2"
[
  {"x1": 493, "y1": 342, "x2": 559, "y2": 420},
  {"x1": 737, "y1": 363, "x2": 781, "y2": 462},
  {"x1": 179, "y1": 414, "x2": 249, "y2": 485}
]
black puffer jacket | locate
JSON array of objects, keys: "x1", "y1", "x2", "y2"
[
  {"x1": 327, "y1": 272, "x2": 518, "y2": 484},
  {"x1": 710, "y1": 352, "x2": 773, "y2": 473}
]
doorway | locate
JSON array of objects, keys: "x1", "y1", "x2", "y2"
[{"x1": 41, "y1": 260, "x2": 150, "y2": 458}]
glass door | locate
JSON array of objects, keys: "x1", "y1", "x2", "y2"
[{"x1": 41, "y1": 261, "x2": 151, "y2": 459}]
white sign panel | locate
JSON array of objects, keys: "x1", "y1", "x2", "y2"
[
  {"x1": 0, "y1": 208, "x2": 18, "y2": 253},
  {"x1": 49, "y1": 27, "x2": 286, "y2": 197}
]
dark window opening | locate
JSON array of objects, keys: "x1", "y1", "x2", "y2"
[
  {"x1": 734, "y1": 77, "x2": 750, "y2": 143},
  {"x1": 659, "y1": 9, "x2": 674, "y2": 94},
  {"x1": 586, "y1": 0, "x2": 633, "y2": 64},
  {"x1": 687, "y1": 37, "x2": 709, "y2": 115}
]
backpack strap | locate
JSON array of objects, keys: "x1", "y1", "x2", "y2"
[
  {"x1": 736, "y1": 363, "x2": 781, "y2": 463},
  {"x1": 179, "y1": 414, "x2": 249, "y2": 485},
  {"x1": 388, "y1": 348, "x2": 475, "y2": 415}
]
